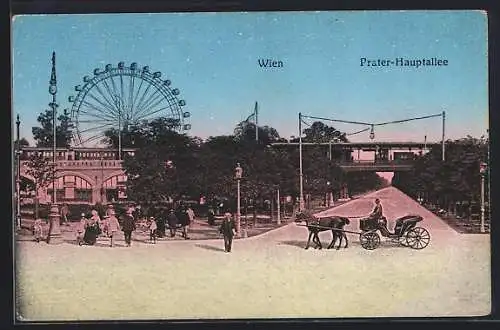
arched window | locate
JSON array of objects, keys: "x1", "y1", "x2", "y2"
[
  {"x1": 103, "y1": 175, "x2": 127, "y2": 188},
  {"x1": 47, "y1": 175, "x2": 92, "y2": 202},
  {"x1": 103, "y1": 175, "x2": 128, "y2": 201}
]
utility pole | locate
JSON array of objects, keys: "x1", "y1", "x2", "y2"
[
  {"x1": 255, "y1": 101, "x2": 258, "y2": 143},
  {"x1": 442, "y1": 110, "x2": 446, "y2": 162},
  {"x1": 117, "y1": 97, "x2": 122, "y2": 160},
  {"x1": 298, "y1": 112, "x2": 304, "y2": 211}
]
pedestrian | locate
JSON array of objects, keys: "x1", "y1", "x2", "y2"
[
  {"x1": 147, "y1": 217, "x2": 157, "y2": 244},
  {"x1": 60, "y1": 203, "x2": 69, "y2": 226},
  {"x1": 122, "y1": 208, "x2": 136, "y2": 247},
  {"x1": 219, "y1": 212, "x2": 236, "y2": 253},
  {"x1": 187, "y1": 206, "x2": 195, "y2": 226},
  {"x1": 89, "y1": 209, "x2": 102, "y2": 237},
  {"x1": 106, "y1": 204, "x2": 115, "y2": 217},
  {"x1": 107, "y1": 209, "x2": 121, "y2": 247},
  {"x1": 83, "y1": 211, "x2": 99, "y2": 245},
  {"x1": 167, "y1": 209, "x2": 178, "y2": 238},
  {"x1": 33, "y1": 218, "x2": 43, "y2": 243},
  {"x1": 208, "y1": 208, "x2": 215, "y2": 226},
  {"x1": 179, "y1": 206, "x2": 190, "y2": 240},
  {"x1": 76, "y1": 213, "x2": 87, "y2": 245}
]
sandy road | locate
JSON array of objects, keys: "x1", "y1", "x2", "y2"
[{"x1": 15, "y1": 187, "x2": 490, "y2": 321}]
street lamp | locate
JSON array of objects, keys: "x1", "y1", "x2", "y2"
[
  {"x1": 369, "y1": 125, "x2": 375, "y2": 140},
  {"x1": 15, "y1": 115, "x2": 21, "y2": 230},
  {"x1": 326, "y1": 181, "x2": 332, "y2": 208},
  {"x1": 480, "y1": 162, "x2": 487, "y2": 233},
  {"x1": 235, "y1": 163, "x2": 244, "y2": 237},
  {"x1": 47, "y1": 51, "x2": 62, "y2": 244},
  {"x1": 276, "y1": 186, "x2": 281, "y2": 225}
]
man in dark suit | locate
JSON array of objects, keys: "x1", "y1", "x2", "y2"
[
  {"x1": 219, "y1": 212, "x2": 236, "y2": 253},
  {"x1": 167, "y1": 209, "x2": 178, "y2": 238},
  {"x1": 121, "y1": 208, "x2": 136, "y2": 247}
]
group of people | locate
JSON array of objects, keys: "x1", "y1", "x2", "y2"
[
  {"x1": 72, "y1": 204, "x2": 197, "y2": 247},
  {"x1": 76, "y1": 207, "x2": 135, "y2": 247},
  {"x1": 30, "y1": 201, "x2": 242, "y2": 253}
]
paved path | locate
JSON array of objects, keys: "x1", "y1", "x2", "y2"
[{"x1": 15, "y1": 187, "x2": 490, "y2": 321}]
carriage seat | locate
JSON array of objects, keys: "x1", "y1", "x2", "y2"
[
  {"x1": 360, "y1": 216, "x2": 380, "y2": 231},
  {"x1": 393, "y1": 215, "x2": 423, "y2": 235}
]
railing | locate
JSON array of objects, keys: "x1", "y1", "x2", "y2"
[
  {"x1": 339, "y1": 159, "x2": 414, "y2": 165},
  {"x1": 20, "y1": 160, "x2": 124, "y2": 169}
]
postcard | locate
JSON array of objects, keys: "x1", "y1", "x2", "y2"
[{"x1": 12, "y1": 10, "x2": 490, "y2": 321}]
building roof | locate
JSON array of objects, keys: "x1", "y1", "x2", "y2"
[{"x1": 20, "y1": 146, "x2": 137, "y2": 152}]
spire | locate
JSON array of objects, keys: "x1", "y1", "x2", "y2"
[
  {"x1": 49, "y1": 51, "x2": 57, "y2": 95},
  {"x1": 50, "y1": 51, "x2": 56, "y2": 83}
]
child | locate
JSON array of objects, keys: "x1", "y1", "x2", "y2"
[
  {"x1": 148, "y1": 217, "x2": 158, "y2": 244},
  {"x1": 33, "y1": 218, "x2": 43, "y2": 243},
  {"x1": 76, "y1": 213, "x2": 87, "y2": 246}
]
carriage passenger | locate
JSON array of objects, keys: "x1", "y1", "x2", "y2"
[
  {"x1": 360, "y1": 198, "x2": 384, "y2": 231},
  {"x1": 369, "y1": 198, "x2": 383, "y2": 220}
]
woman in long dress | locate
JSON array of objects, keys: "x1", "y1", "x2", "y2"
[{"x1": 83, "y1": 210, "x2": 100, "y2": 245}]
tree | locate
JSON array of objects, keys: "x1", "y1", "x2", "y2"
[
  {"x1": 25, "y1": 152, "x2": 53, "y2": 218},
  {"x1": 32, "y1": 109, "x2": 73, "y2": 148},
  {"x1": 103, "y1": 117, "x2": 181, "y2": 149},
  {"x1": 13, "y1": 137, "x2": 29, "y2": 151},
  {"x1": 302, "y1": 121, "x2": 348, "y2": 143},
  {"x1": 234, "y1": 120, "x2": 283, "y2": 146},
  {"x1": 122, "y1": 118, "x2": 200, "y2": 206}
]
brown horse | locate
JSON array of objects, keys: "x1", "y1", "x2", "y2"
[{"x1": 295, "y1": 212, "x2": 350, "y2": 250}]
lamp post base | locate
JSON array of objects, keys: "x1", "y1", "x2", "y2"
[
  {"x1": 16, "y1": 215, "x2": 21, "y2": 231},
  {"x1": 47, "y1": 204, "x2": 63, "y2": 245}
]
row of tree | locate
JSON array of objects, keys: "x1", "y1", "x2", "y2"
[
  {"x1": 20, "y1": 111, "x2": 387, "y2": 212},
  {"x1": 392, "y1": 135, "x2": 490, "y2": 215},
  {"x1": 20, "y1": 108, "x2": 489, "y2": 218}
]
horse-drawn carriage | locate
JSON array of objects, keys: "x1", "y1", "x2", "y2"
[
  {"x1": 358, "y1": 214, "x2": 430, "y2": 250},
  {"x1": 295, "y1": 211, "x2": 430, "y2": 251}
]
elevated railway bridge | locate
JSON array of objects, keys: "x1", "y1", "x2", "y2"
[
  {"x1": 270, "y1": 141, "x2": 439, "y2": 201},
  {"x1": 270, "y1": 141, "x2": 438, "y2": 172}
]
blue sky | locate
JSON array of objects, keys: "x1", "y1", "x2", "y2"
[{"x1": 12, "y1": 10, "x2": 488, "y2": 146}]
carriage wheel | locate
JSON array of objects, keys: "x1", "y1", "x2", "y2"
[
  {"x1": 360, "y1": 232, "x2": 381, "y2": 250},
  {"x1": 406, "y1": 227, "x2": 430, "y2": 250}
]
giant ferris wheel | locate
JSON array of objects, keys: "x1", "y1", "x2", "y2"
[{"x1": 68, "y1": 61, "x2": 191, "y2": 147}]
